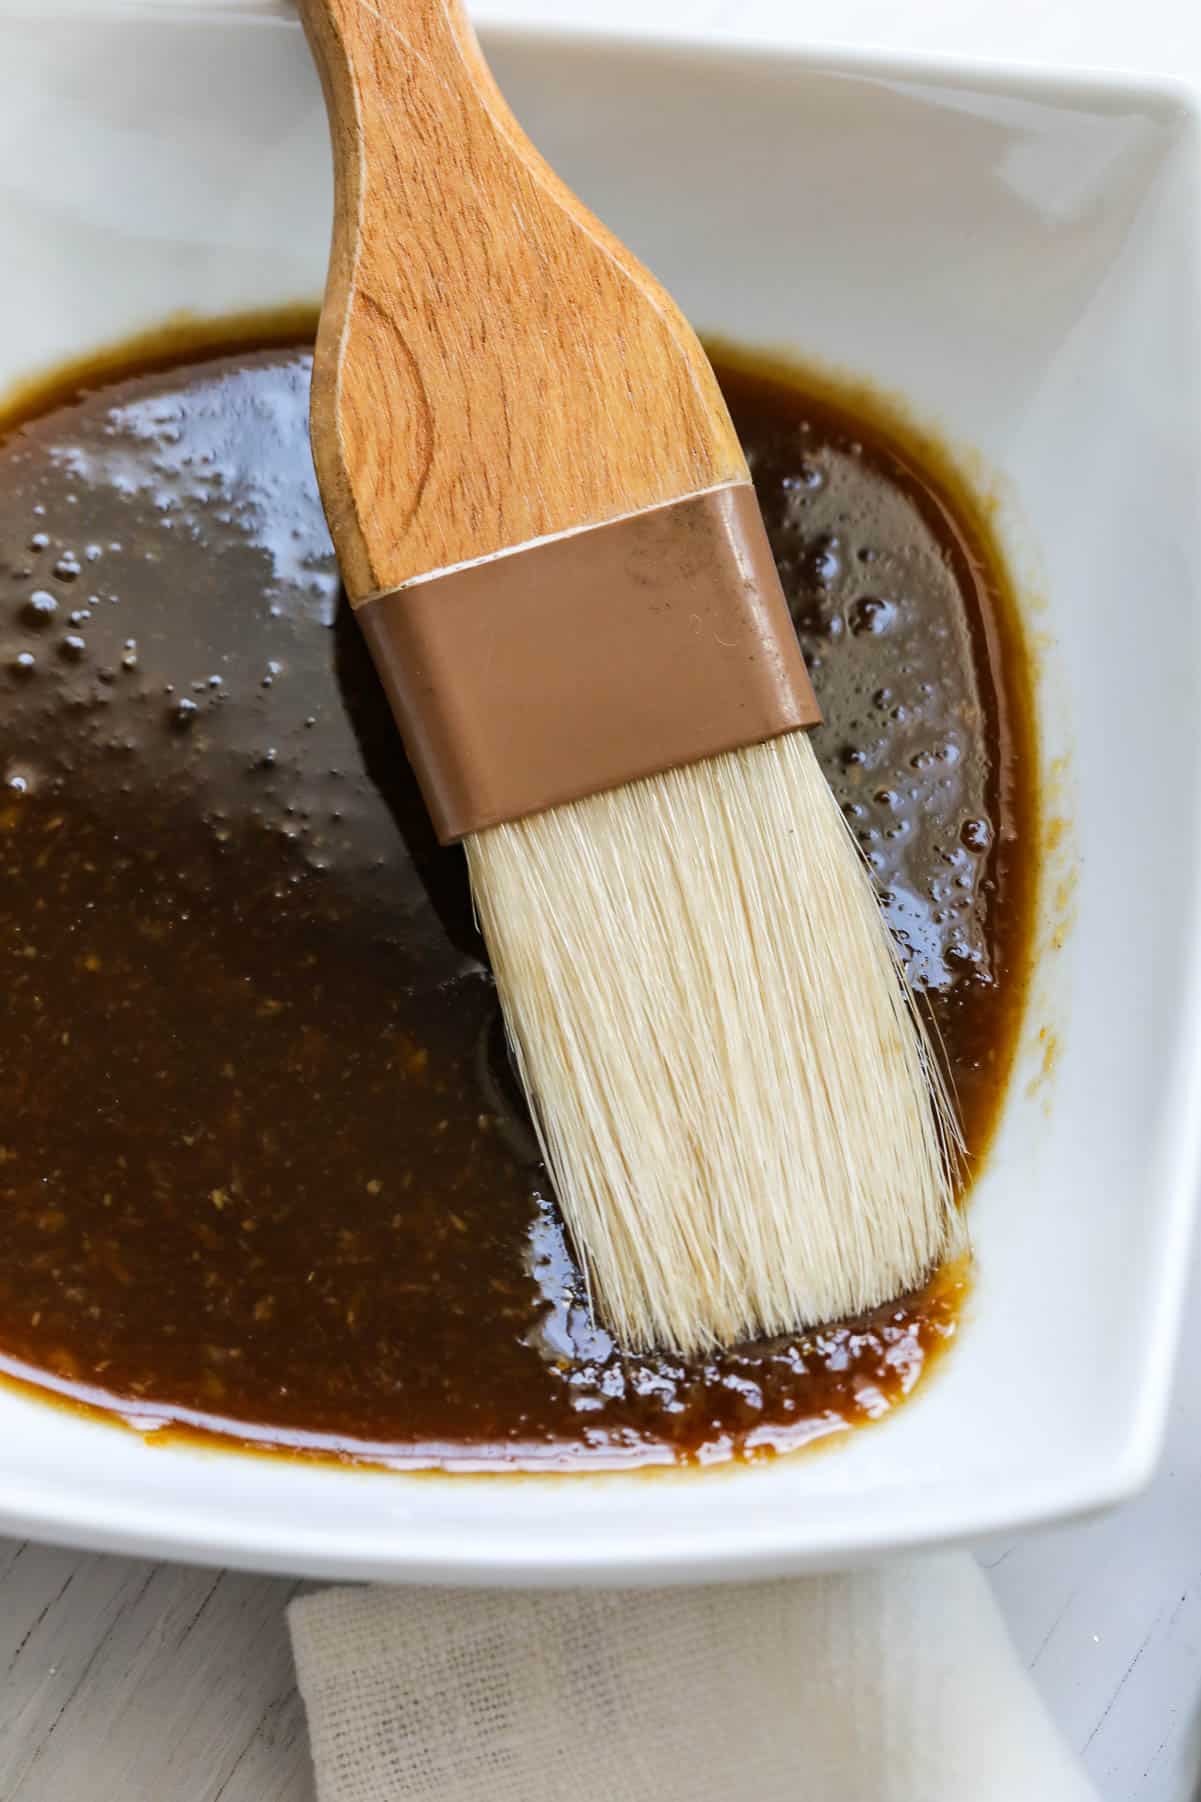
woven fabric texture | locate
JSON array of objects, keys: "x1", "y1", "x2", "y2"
[{"x1": 290, "y1": 1553, "x2": 1097, "y2": 1802}]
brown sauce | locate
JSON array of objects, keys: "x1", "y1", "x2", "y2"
[{"x1": 0, "y1": 320, "x2": 1035, "y2": 1470}]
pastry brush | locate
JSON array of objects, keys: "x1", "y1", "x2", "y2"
[{"x1": 298, "y1": 0, "x2": 959, "y2": 1353}]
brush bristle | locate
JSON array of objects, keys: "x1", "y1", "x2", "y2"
[{"x1": 465, "y1": 732, "x2": 962, "y2": 1355}]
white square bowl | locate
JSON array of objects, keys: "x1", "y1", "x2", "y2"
[{"x1": 0, "y1": 5, "x2": 1199, "y2": 1582}]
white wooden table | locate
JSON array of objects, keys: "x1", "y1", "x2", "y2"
[{"x1": 2, "y1": 3, "x2": 1199, "y2": 1798}]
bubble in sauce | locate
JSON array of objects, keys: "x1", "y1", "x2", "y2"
[
  {"x1": 848, "y1": 594, "x2": 895, "y2": 636},
  {"x1": 21, "y1": 590, "x2": 57, "y2": 627},
  {"x1": 803, "y1": 533, "x2": 842, "y2": 589}
]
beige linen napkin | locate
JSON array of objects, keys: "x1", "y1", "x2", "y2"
[{"x1": 289, "y1": 1552, "x2": 1096, "y2": 1802}]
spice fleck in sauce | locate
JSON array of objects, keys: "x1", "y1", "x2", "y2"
[{"x1": 0, "y1": 323, "x2": 1035, "y2": 1469}]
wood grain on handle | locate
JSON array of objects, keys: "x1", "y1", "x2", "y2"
[{"x1": 299, "y1": 0, "x2": 747, "y2": 599}]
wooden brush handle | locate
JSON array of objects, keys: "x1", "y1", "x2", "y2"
[{"x1": 299, "y1": 0, "x2": 747, "y2": 599}]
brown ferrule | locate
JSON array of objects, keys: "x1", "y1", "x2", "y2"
[{"x1": 355, "y1": 481, "x2": 821, "y2": 843}]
